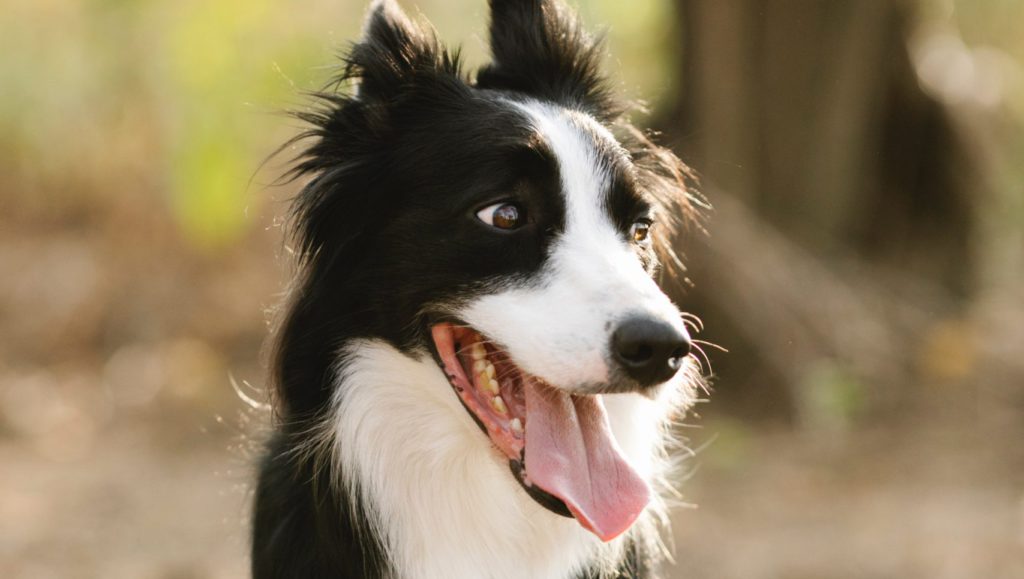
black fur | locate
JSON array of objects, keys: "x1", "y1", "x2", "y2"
[
  {"x1": 252, "y1": 1, "x2": 696, "y2": 577},
  {"x1": 477, "y1": 0, "x2": 622, "y2": 120}
]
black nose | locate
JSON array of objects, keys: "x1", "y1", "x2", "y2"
[{"x1": 611, "y1": 316, "x2": 691, "y2": 387}]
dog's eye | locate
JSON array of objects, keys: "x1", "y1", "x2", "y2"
[
  {"x1": 631, "y1": 219, "x2": 652, "y2": 244},
  {"x1": 477, "y1": 202, "x2": 525, "y2": 230}
]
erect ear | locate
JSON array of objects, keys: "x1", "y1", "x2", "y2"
[
  {"x1": 350, "y1": 0, "x2": 454, "y2": 100},
  {"x1": 476, "y1": 0, "x2": 618, "y2": 119}
]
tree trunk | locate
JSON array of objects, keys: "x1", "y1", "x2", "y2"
[{"x1": 658, "y1": 0, "x2": 981, "y2": 426}]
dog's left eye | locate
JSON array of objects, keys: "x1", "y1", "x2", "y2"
[
  {"x1": 631, "y1": 219, "x2": 653, "y2": 244},
  {"x1": 477, "y1": 202, "x2": 525, "y2": 230}
]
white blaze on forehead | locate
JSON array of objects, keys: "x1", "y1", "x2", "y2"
[
  {"x1": 460, "y1": 101, "x2": 685, "y2": 389},
  {"x1": 516, "y1": 103, "x2": 626, "y2": 241}
]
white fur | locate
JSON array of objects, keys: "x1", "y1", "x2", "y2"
[
  {"x1": 326, "y1": 103, "x2": 696, "y2": 579},
  {"x1": 332, "y1": 342, "x2": 623, "y2": 579}
]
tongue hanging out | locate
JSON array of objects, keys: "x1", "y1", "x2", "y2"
[
  {"x1": 431, "y1": 323, "x2": 651, "y2": 542},
  {"x1": 522, "y1": 377, "x2": 650, "y2": 541}
]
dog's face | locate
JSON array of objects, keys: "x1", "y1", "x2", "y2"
[
  {"x1": 449, "y1": 102, "x2": 690, "y2": 394},
  {"x1": 283, "y1": 0, "x2": 699, "y2": 543}
]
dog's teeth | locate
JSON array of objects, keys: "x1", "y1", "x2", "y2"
[
  {"x1": 491, "y1": 396, "x2": 508, "y2": 415},
  {"x1": 473, "y1": 360, "x2": 487, "y2": 374},
  {"x1": 471, "y1": 343, "x2": 486, "y2": 361},
  {"x1": 485, "y1": 363, "x2": 496, "y2": 379},
  {"x1": 484, "y1": 378, "x2": 500, "y2": 395},
  {"x1": 510, "y1": 418, "x2": 523, "y2": 435}
]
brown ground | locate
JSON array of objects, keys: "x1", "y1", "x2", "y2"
[{"x1": 2, "y1": 399, "x2": 1020, "y2": 578}]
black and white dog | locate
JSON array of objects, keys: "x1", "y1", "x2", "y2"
[{"x1": 252, "y1": 1, "x2": 704, "y2": 577}]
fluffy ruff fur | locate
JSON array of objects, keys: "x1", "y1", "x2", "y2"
[{"x1": 251, "y1": 1, "x2": 705, "y2": 578}]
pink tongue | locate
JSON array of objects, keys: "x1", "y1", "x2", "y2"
[{"x1": 523, "y1": 378, "x2": 651, "y2": 542}]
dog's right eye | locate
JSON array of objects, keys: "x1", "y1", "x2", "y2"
[{"x1": 476, "y1": 202, "x2": 525, "y2": 230}]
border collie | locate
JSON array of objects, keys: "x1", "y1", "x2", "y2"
[{"x1": 252, "y1": 1, "x2": 705, "y2": 577}]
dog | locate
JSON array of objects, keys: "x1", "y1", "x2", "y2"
[{"x1": 251, "y1": 1, "x2": 704, "y2": 577}]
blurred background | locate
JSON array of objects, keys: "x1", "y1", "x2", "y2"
[{"x1": 1, "y1": 0, "x2": 1022, "y2": 577}]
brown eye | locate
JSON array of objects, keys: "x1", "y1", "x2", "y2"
[
  {"x1": 631, "y1": 220, "x2": 652, "y2": 244},
  {"x1": 477, "y1": 202, "x2": 525, "y2": 230}
]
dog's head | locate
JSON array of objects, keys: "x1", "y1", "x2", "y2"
[{"x1": 277, "y1": 0, "x2": 702, "y2": 542}]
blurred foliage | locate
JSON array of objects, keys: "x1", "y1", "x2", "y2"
[
  {"x1": 0, "y1": 0, "x2": 678, "y2": 250},
  {"x1": 795, "y1": 360, "x2": 866, "y2": 435},
  {"x1": 4, "y1": 0, "x2": 1016, "y2": 250},
  {"x1": 918, "y1": 0, "x2": 1024, "y2": 251}
]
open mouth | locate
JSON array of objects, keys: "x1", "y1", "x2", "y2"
[{"x1": 430, "y1": 322, "x2": 651, "y2": 542}]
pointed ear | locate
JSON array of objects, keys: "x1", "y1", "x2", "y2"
[
  {"x1": 477, "y1": 0, "x2": 618, "y2": 118},
  {"x1": 350, "y1": 0, "x2": 455, "y2": 99}
]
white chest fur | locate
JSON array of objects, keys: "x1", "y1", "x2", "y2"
[{"x1": 324, "y1": 341, "x2": 692, "y2": 579}]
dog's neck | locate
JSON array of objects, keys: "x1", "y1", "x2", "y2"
[{"x1": 323, "y1": 340, "x2": 678, "y2": 579}]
